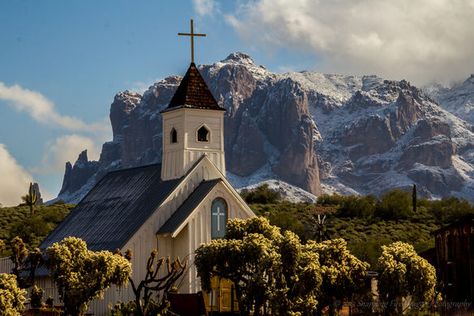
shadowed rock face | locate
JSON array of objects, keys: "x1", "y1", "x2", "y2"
[
  {"x1": 59, "y1": 150, "x2": 99, "y2": 197},
  {"x1": 58, "y1": 53, "x2": 474, "y2": 203},
  {"x1": 399, "y1": 119, "x2": 455, "y2": 170}
]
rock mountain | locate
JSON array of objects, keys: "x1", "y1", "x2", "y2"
[{"x1": 57, "y1": 53, "x2": 474, "y2": 203}]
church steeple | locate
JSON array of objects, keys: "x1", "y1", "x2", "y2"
[
  {"x1": 161, "y1": 20, "x2": 226, "y2": 181},
  {"x1": 165, "y1": 63, "x2": 224, "y2": 111}
]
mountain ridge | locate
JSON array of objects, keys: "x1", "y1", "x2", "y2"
[{"x1": 56, "y1": 52, "x2": 474, "y2": 203}]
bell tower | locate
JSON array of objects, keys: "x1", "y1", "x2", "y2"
[{"x1": 161, "y1": 20, "x2": 226, "y2": 181}]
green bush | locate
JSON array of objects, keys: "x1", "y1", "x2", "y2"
[
  {"x1": 375, "y1": 189, "x2": 413, "y2": 220},
  {"x1": 240, "y1": 184, "x2": 281, "y2": 204},
  {"x1": 0, "y1": 204, "x2": 73, "y2": 256},
  {"x1": 317, "y1": 193, "x2": 346, "y2": 206},
  {"x1": 337, "y1": 195, "x2": 376, "y2": 218},
  {"x1": 428, "y1": 196, "x2": 474, "y2": 223}
]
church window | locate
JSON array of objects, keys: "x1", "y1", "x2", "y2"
[
  {"x1": 171, "y1": 128, "x2": 178, "y2": 144},
  {"x1": 198, "y1": 126, "x2": 210, "y2": 142},
  {"x1": 211, "y1": 198, "x2": 228, "y2": 239}
]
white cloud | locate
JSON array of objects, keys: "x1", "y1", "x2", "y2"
[
  {"x1": 226, "y1": 0, "x2": 474, "y2": 84},
  {"x1": 0, "y1": 144, "x2": 34, "y2": 206},
  {"x1": 0, "y1": 82, "x2": 111, "y2": 199},
  {"x1": 33, "y1": 134, "x2": 101, "y2": 174},
  {"x1": 0, "y1": 82, "x2": 108, "y2": 133},
  {"x1": 193, "y1": 0, "x2": 218, "y2": 16}
]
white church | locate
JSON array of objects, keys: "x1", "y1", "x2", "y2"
[{"x1": 38, "y1": 23, "x2": 255, "y2": 315}]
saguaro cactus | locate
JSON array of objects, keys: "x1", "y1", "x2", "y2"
[
  {"x1": 21, "y1": 182, "x2": 38, "y2": 216},
  {"x1": 412, "y1": 184, "x2": 417, "y2": 213}
]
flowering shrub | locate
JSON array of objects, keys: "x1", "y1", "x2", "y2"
[
  {"x1": 46, "y1": 237, "x2": 132, "y2": 316},
  {"x1": 378, "y1": 241, "x2": 436, "y2": 314},
  {"x1": 196, "y1": 217, "x2": 370, "y2": 316},
  {"x1": 307, "y1": 238, "x2": 370, "y2": 315},
  {"x1": 0, "y1": 273, "x2": 27, "y2": 316}
]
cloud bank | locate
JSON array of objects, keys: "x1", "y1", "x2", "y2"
[
  {"x1": 0, "y1": 82, "x2": 107, "y2": 133},
  {"x1": 0, "y1": 144, "x2": 34, "y2": 206},
  {"x1": 35, "y1": 134, "x2": 101, "y2": 174},
  {"x1": 0, "y1": 82, "x2": 109, "y2": 197},
  {"x1": 226, "y1": 0, "x2": 474, "y2": 84}
]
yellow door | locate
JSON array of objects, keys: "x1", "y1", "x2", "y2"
[{"x1": 203, "y1": 276, "x2": 239, "y2": 313}]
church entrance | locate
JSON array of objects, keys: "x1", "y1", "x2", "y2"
[{"x1": 203, "y1": 276, "x2": 239, "y2": 315}]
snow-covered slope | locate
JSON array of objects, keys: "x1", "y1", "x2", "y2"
[
  {"x1": 425, "y1": 74, "x2": 474, "y2": 125},
  {"x1": 238, "y1": 180, "x2": 318, "y2": 203}
]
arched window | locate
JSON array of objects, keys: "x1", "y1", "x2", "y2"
[
  {"x1": 170, "y1": 128, "x2": 178, "y2": 144},
  {"x1": 211, "y1": 198, "x2": 228, "y2": 239},
  {"x1": 197, "y1": 126, "x2": 210, "y2": 142}
]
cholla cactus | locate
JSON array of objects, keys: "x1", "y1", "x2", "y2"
[
  {"x1": 46, "y1": 237, "x2": 132, "y2": 316},
  {"x1": 9, "y1": 236, "x2": 42, "y2": 288},
  {"x1": 30, "y1": 285, "x2": 43, "y2": 308},
  {"x1": 307, "y1": 238, "x2": 370, "y2": 316},
  {"x1": 10, "y1": 237, "x2": 29, "y2": 278},
  {"x1": 378, "y1": 241, "x2": 436, "y2": 315},
  {"x1": 0, "y1": 273, "x2": 27, "y2": 315},
  {"x1": 21, "y1": 182, "x2": 38, "y2": 216}
]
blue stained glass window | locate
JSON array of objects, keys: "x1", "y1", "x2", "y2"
[{"x1": 211, "y1": 198, "x2": 228, "y2": 239}]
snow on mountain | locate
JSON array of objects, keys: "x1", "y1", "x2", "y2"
[
  {"x1": 58, "y1": 53, "x2": 474, "y2": 203},
  {"x1": 425, "y1": 74, "x2": 474, "y2": 125},
  {"x1": 238, "y1": 179, "x2": 318, "y2": 204}
]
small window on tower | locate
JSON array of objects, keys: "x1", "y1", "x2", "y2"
[
  {"x1": 197, "y1": 126, "x2": 210, "y2": 142},
  {"x1": 171, "y1": 128, "x2": 178, "y2": 144}
]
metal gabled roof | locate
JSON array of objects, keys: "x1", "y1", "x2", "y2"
[
  {"x1": 40, "y1": 164, "x2": 183, "y2": 251},
  {"x1": 158, "y1": 179, "x2": 222, "y2": 236}
]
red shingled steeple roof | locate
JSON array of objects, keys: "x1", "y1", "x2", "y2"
[{"x1": 166, "y1": 62, "x2": 224, "y2": 111}]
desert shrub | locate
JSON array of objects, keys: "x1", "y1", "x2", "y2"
[
  {"x1": 375, "y1": 189, "x2": 413, "y2": 220},
  {"x1": 240, "y1": 184, "x2": 281, "y2": 204},
  {"x1": 337, "y1": 195, "x2": 377, "y2": 218},
  {"x1": 267, "y1": 209, "x2": 305, "y2": 237},
  {"x1": 0, "y1": 204, "x2": 73, "y2": 256},
  {"x1": 317, "y1": 193, "x2": 346, "y2": 206},
  {"x1": 428, "y1": 196, "x2": 474, "y2": 224}
]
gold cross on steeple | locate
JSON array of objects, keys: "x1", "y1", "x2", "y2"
[{"x1": 178, "y1": 19, "x2": 206, "y2": 63}]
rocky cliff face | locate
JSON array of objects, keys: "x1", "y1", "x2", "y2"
[{"x1": 57, "y1": 53, "x2": 474, "y2": 203}]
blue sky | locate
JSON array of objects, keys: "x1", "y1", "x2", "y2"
[{"x1": 1, "y1": 0, "x2": 473, "y2": 205}]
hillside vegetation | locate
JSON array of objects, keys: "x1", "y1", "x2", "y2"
[
  {"x1": 247, "y1": 185, "x2": 474, "y2": 267},
  {"x1": 2, "y1": 184, "x2": 473, "y2": 268},
  {"x1": 0, "y1": 203, "x2": 74, "y2": 256}
]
